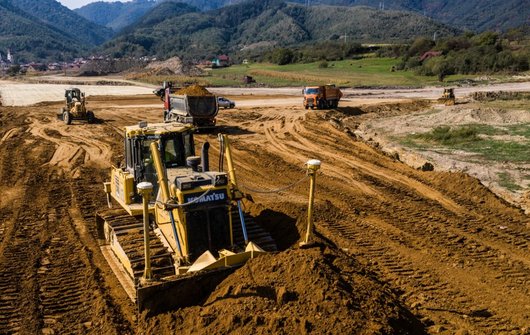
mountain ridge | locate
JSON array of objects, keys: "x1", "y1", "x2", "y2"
[
  {"x1": 0, "y1": 0, "x2": 87, "y2": 62},
  {"x1": 76, "y1": 0, "x2": 529, "y2": 33},
  {"x1": 10, "y1": 0, "x2": 113, "y2": 45},
  {"x1": 99, "y1": 0, "x2": 459, "y2": 60}
]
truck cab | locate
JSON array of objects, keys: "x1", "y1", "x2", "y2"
[{"x1": 303, "y1": 84, "x2": 342, "y2": 109}]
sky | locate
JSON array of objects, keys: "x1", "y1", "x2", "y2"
[{"x1": 57, "y1": 0, "x2": 132, "y2": 10}]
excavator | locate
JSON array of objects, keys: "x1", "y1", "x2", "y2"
[{"x1": 96, "y1": 121, "x2": 276, "y2": 314}]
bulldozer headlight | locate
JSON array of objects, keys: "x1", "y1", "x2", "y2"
[
  {"x1": 180, "y1": 182, "x2": 193, "y2": 190},
  {"x1": 214, "y1": 175, "x2": 228, "y2": 186}
]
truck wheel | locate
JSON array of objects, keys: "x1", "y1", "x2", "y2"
[
  {"x1": 63, "y1": 111, "x2": 72, "y2": 125},
  {"x1": 318, "y1": 100, "x2": 325, "y2": 109},
  {"x1": 87, "y1": 111, "x2": 95, "y2": 124},
  {"x1": 304, "y1": 105, "x2": 309, "y2": 110}
]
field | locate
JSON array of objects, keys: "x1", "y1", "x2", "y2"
[
  {"x1": 0, "y1": 79, "x2": 529, "y2": 335},
  {"x1": 133, "y1": 57, "x2": 525, "y2": 88},
  {"x1": 205, "y1": 58, "x2": 505, "y2": 87}
]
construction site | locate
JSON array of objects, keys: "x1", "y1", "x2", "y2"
[{"x1": 0, "y1": 79, "x2": 529, "y2": 335}]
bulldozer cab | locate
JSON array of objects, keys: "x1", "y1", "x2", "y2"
[
  {"x1": 65, "y1": 88, "x2": 83, "y2": 104},
  {"x1": 123, "y1": 123, "x2": 195, "y2": 202}
]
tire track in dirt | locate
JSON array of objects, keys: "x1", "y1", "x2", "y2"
[
  {"x1": 0, "y1": 105, "x2": 132, "y2": 334},
  {"x1": 25, "y1": 116, "x2": 114, "y2": 171},
  {"x1": 224, "y1": 106, "x2": 530, "y2": 333}
]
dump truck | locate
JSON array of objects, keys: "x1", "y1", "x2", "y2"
[
  {"x1": 96, "y1": 121, "x2": 276, "y2": 314},
  {"x1": 57, "y1": 88, "x2": 95, "y2": 125},
  {"x1": 438, "y1": 88, "x2": 455, "y2": 106},
  {"x1": 154, "y1": 83, "x2": 219, "y2": 128},
  {"x1": 303, "y1": 85, "x2": 342, "y2": 109}
]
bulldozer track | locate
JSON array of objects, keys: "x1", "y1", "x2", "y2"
[
  {"x1": 96, "y1": 209, "x2": 176, "y2": 281},
  {"x1": 231, "y1": 211, "x2": 277, "y2": 252}
]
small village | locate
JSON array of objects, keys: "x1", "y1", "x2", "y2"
[{"x1": 0, "y1": 49, "x2": 232, "y2": 75}]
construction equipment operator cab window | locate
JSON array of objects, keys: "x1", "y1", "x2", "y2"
[
  {"x1": 304, "y1": 88, "x2": 319, "y2": 94},
  {"x1": 160, "y1": 133, "x2": 194, "y2": 169}
]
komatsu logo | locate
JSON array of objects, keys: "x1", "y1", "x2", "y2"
[{"x1": 185, "y1": 190, "x2": 227, "y2": 204}]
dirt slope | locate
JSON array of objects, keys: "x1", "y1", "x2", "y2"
[{"x1": 0, "y1": 94, "x2": 529, "y2": 335}]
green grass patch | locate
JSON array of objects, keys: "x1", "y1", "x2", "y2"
[
  {"x1": 497, "y1": 172, "x2": 523, "y2": 191},
  {"x1": 403, "y1": 124, "x2": 530, "y2": 163},
  {"x1": 413, "y1": 125, "x2": 480, "y2": 145},
  {"x1": 208, "y1": 58, "x2": 480, "y2": 87}
]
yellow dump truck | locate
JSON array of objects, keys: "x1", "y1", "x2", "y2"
[{"x1": 303, "y1": 85, "x2": 343, "y2": 109}]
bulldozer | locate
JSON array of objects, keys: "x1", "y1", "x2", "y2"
[
  {"x1": 438, "y1": 88, "x2": 455, "y2": 106},
  {"x1": 57, "y1": 88, "x2": 95, "y2": 125},
  {"x1": 96, "y1": 121, "x2": 276, "y2": 314}
]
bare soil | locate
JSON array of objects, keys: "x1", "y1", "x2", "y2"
[
  {"x1": 350, "y1": 98, "x2": 530, "y2": 211},
  {"x1": 0, "y1": 90, "x2": 529, "y2": 335}
]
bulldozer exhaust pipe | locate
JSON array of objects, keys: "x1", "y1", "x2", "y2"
[{"x1": 201, "y1": 142, "x2": 210, "y2": 172}]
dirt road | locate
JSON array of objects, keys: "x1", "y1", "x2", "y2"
[
  {"x1": 0, "y1": 92, "x2": 529, "y2": 334},
  {"x1": 2, "y1": 77, "x2": 530, "y2": 107}
]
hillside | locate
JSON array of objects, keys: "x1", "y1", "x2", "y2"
[
  {"x1": 81, "y1": 0, "x2": 528, "y2": 33},
  {"x1": 9, "y1": 0, "x2": 113, "y2": 45},
  {"x1": 75, "y1": 0, "x2": 160, "y2": 32},
  {"x1": 75, "y1": 0, "x2": 229, "y2": 32},
  {"x1": 285, "y1": 0, "x2": 530, "y2": 32},
  {"x1": 0, "y1": 0, "x2": 85, "y2": 62},
  {"x1": 100, "y1": 0, "x2": 458, "y2": 60}
]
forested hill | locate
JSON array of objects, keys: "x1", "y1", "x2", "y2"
[
  {"x1": 75, "y1": 0, "x2": 161, "y2": 32},
  {"x1": 100, "y1": 0, "x2": 458, "y2": 59},
  {"x1": 0, "y1": 0, "x2": 87, "y2": 62},
  {"x1": 78, "y1": 0, "x2": 530, "y2": 33},
  {"x1": 9, "y1": 0, "x2": 112, "y2": 45}
]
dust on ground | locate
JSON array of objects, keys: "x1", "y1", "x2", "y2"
[{"x1": 0, "y1": 83, "x2": 530, "y2": 335}]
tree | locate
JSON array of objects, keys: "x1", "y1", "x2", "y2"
[
  {"x1": 7, "y1": 65, "x2": 21, "y2": 76},
  {"x1": 270, "y1": 48, "x2": 294, "y2": 65}
]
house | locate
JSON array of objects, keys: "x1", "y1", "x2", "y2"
[
  {"x1": 26, "y1": 63, "x2": 47, "y2": 73},
  {"x1": 47, "y1": 63, "x2": 62, "y2": 71},
  {"x1": 212, "y1": 55, "x2": 230, "y2": 68}
]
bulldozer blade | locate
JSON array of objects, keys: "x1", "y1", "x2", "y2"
[{"x1": 137, "y1": 267, "x2": 235, "y2": 315}]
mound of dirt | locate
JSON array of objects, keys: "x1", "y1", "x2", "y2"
[
  {"x1": 140, "y1": 246, "x2": 424, "y2": 335},
  {"x1": 471, "y1": 91, "x2": 530, "y2": 101},
  {"x1": 145, "y1": 57, "x2": 203, "y2": 76},
  {"x1": 175, "y1": 84, "x2": 213, "y2": 96},
  {"x1": 79, "y1": 58, "x2": 147, "y2": 76}
]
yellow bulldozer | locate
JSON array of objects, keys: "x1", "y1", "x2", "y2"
[
  {"x1": 57, "y1": 88, "x2": 96, "y2": 125},
  {"x1": 96, "y1": 121, "x2": 276, "y2": 313},
  {"x1": 438, "y1": 88, "x2": 455, "y2": 106}
]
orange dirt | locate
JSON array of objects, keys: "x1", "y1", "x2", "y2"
[
  {"x1": 175, "y1": 84, "x2": 213, "y2": 96},
  {"x1": 0, "y1": 94, "x2": 529, "y2": 335}
]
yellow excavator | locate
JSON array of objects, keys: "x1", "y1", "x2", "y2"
[{"x1": 96, "y1": 121, "x2": 276, "y2": 313}]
